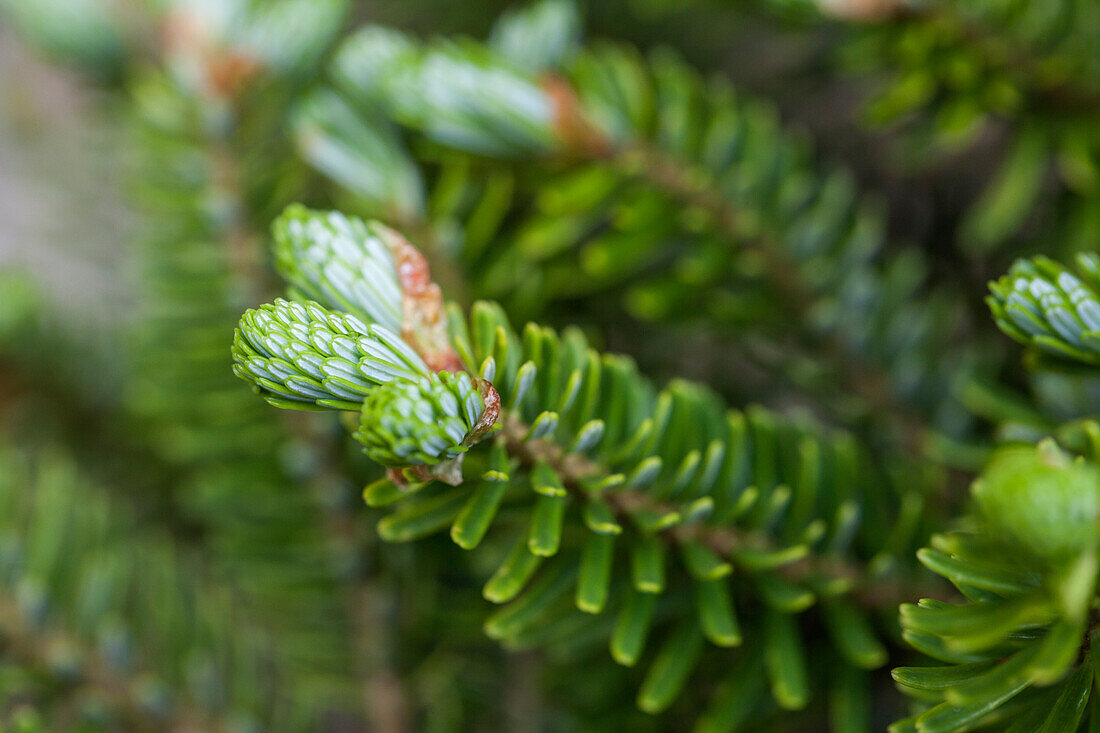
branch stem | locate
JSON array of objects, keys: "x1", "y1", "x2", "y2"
[{"x1": 498, "y1": 415, "x2": 915, "y2": 610}]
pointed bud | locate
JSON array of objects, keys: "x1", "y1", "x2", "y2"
[
  {"x1": 232, "y1": 298, "x2": 429, "y2": 410},
  {"x1": 355, "y1": 371, "x2": 500, "y2": 472}
]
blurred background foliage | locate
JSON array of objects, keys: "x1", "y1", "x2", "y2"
[{"x1": 1, "y1": 0, "x2": 1099, "y2": 730}]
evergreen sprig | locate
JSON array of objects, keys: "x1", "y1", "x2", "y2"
[
  {"x1": 830, "y1": 0, "x2": 1100, "y2": 254},
  {"x1": 232, "y1": 298, "x2": 430, "y2": 410},
  {"x1": 890, "y1": 253, "x2": 1100, "y2": 732},
  {"x1": 354, "y1": 372, "x2": 487, "y2": 468},
  {"x1": 489, "y1": 0, "x2": 580, "y2": 74},
  {"x1": 892, "y1": 441, "x2": 1100, "y2": 733},
  {"x1": 233, "y1": 204, "x2": 926, "y2": 723},
  {"x1": 272, "y1": 204, "x2": 406, "y2": 331},
  {"x1": 124, "y1": 10, "x2": 392, "y2": 724},
  {"x1": 295, "y1": 4, "x2": 984, "y2": 466},
  {"x1": 334, "y1": 33, "x2": 560, "y2": 158},
  {"x1": 17, "y1": 0, "x2": 1100, "y2": 730},
  {"x1": 650, "y1": 0, "x2": 1100, "y2": 254},
  {"x1": 0, "y1": 446, "x2": 278, "y2": 730}
]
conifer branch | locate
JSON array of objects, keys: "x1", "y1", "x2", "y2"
[
  {"x1": 302, "y1": 18, "x2": 977, "y2": 467},
  {"x1": 882, "y1": 3, "x2": 1100, "y2": 114},
  {"x1": 0, "y1": 444, "x2": 293, "y2": 731},
  {"x1": 608, "y1": 142, "x2": 938, "y2": 456},
  {"x1": 233, "y1": 204, "x2": 926, "y2": 717},
  {"x1": 22, "y1": 1, "x2": 1100, "y2": 730},
  {"x1": 127, "y1": 9, "x2": 420, "y2": 723},
  {"x1": 497, "y1": 413, "x2": 894, "y2": 604},
  {"x1": 892, "y1": 441, "x2": 1100, "y2": 732},
  {"x1": 889, "y1": 254, "x2": 1100, "y2": 731}
]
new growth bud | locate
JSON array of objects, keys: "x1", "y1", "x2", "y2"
[
  {"x1": 354, "y1": 371, "x2": 500, "y2": 469},
  {"x1": 973, "y1": 441, "x2": 1100, "y2": 560}
]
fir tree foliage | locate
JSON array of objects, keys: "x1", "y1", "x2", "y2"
[
  {"x1": 888, "y1": 253, "x2": 1100, "y2": 732},
  {"x1": 292, "y1": 0, "x2": 985, "y2": 464},
  {"x1": 354, "y1": 370, "x2": 493, "y2": 468},
  {"x1": 0, "y1": 446, "x2": 285, "y2": 731},
  {"x1": 821, "y1": 0, "x2": 1100, "y2": 254},
  {"x1": 272, "y1": 204, "x2": 407, "y2": 332},
  {"x1": 232, "y1": 297, "x2": 430, "y2": 411},
  {"x1": 647, "y1": 0, "x2": 1100, "y2": 253},
  {"x1": 0, "y1": 0, "x2": 127, "y2": 71},
  {"x1": 122, "y1": 2, "x2": 394, "y2": 726},
  {"x1": 8, "y1": 0, "x2": 1100, "y2": 730},
  {"x1": 892, "y1": 439, "x2": 1100, "y2": 733},
  {"x1": 234, "y1": 204, "x2": 924, "y2": 722}
]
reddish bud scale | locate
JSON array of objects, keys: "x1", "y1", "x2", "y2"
[
  {"x1": 161, "y1": 9, "x2": 262, "y2": 99},
  {"x1": 541, "y1": 75, "x2": 613, "y2": 158},
  {"x1": 376, "y1": 226, "x2": 466, "y2": 374},
  {"x1": 466, "y1": 379, "x2": 502, "y2": 446},
  {"x1": 373, "y1": 227, "x2": 499, "y2": 489}
]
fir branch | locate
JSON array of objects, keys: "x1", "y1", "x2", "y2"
[
  {"x1": 497, "y1": 413, "x2": 881, "y2": 602},
  {"x1": 892, "y1": 441, "x2": 1100, "y2": 732},
  {"x1": 305, "y1": 20, "x2": 979, "y2": 465},
  {"x1": 885, "y1": 2, "x2": 1100, "y2": 113},
  {"x1": 127, "y1": 23, "x2": 400, "y2": 722},
  {"x1": 756, "y1": 0, "x2": 1100, "y2": 113},
  {"x1": 233, "y1": 204, "x2": 928, "y2": 718},
  {"x1": 606, "y1": 141, "x2": 939, "y2": 456},
  {"x1": 890, "y1": 250, "x2": 1100, "y2": 732},
  {"x1": 809, "y1": 0, "x2": 1100, "y2": 253},
  {"x1": 0, "y1": 446, "x2": 281, "y2": 731}
]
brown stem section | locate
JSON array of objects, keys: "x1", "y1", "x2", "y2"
[
  {"x1": 351, "y1": 554, "x2": 411, "y2": 733},
  {"x1": 161, "y1": 8, "x2": 261, "y2": 100},
  {"x1": 539, "y1": 75, "x2": 936, "y2": 460},
  {"x1": 288, "y1": 415, "x2": 412, "y2": 733},
  {"x1": 498, "y1": 415, "x2": 913, "y2": 610},
  {"x1": 619, "y1": 143, "x2": 934, "y2": 459},
  {"x1": 377, "y1": 224, "x2": 465, "y2": 374},
  {"x1": 503, "y1": 652, "x2": 544, "y2": 733},
  {"x1": 542, "y1": 75, "x2": 613, "y2": 157}
]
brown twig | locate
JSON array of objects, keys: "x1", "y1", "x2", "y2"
[
  {"x1": 498, "y1": 415, "x2": 915, "y2": 610},
  {"x1": 617, "y1": 143, "x2": 937, "y2": 459},
  {"x1": 536, "y1": 75, "x2": 941, "y2": 460}
]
